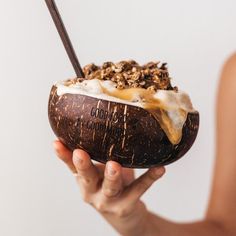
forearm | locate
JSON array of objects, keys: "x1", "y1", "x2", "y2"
[
  {"x1": 101, "y1": 205, "x2": 227, "y2": 236},
  {"x1": 146, "y1": 211, "x2": 229, "y2": 236}
]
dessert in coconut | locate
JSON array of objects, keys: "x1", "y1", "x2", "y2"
[{"x1": 48, "y1": 60, "x2": 199, "y2": 168}]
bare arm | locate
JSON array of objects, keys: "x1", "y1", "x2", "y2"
[
  {"x1": 145, "y1": 54, "x2": 236, "y2": 235},
  {"x1": 53, "y1": 54, "x2": 236, "y2": 236},
  {"x1": 206, "y1": 54, "x2": 236, "y2": 233}
]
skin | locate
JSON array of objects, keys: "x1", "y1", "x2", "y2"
[{"x1": 53, "y1": 54, "x2": 236, "y2": 236}]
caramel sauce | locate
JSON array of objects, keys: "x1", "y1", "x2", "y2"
[
  {"x1": 101, "y1": 85, "x2": 188, "y2": 145},
  {"x1": 148, "y1": 108, "x2": 188, "y2": 145}
]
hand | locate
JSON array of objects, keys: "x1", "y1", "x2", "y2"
[{"x1": 53, "y1": 140, "x2": 165, "y2": 236}]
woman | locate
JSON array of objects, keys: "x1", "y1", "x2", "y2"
[{"x1": 53, "y1": 54, "x2": 236, "y2": 236}]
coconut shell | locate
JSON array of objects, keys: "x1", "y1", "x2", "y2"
[{"x1": 48, "y1": 85, "x2": 199, "y2": 168}]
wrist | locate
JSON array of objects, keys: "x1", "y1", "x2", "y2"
[
  {"x1": 102, "y1": 201, "x2": 150, "y2": 236},
  {"x1": 144, "y1": 211, "x2": 164, "y2": 236},
  {"x1": 122, "y1": 202, "x2": 150, "y2": 236}
]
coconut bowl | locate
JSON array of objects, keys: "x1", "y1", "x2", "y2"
[{"x1": 48, "y1": 85, "x2": 199, "y2": 168}]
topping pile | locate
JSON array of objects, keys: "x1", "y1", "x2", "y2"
[{"x1": 66, "y1": 60, "x2": 178, "y2": 92}]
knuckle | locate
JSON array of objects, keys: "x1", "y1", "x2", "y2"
[
  {"x1": 76, "y1": 175, "x2": 92, "y2": 186},
  {"x1": 95, "y1": 202, "x2": 107, "y2": 213},
  {"x1": 136, "y1": 180, "x2": 150, "y2": 192},
  {"x1": 81, "y1": 193, "x2": 91, "y2": 203},
  {"x1": 105, "y1": 172, "x2": 119, "y2": 181},
  {"x1": 82, "y1": 177, "x2": 91, "y2": 185},
  {"x1": 116, "y1": 207, "x2": 130, "y2": 218},
  {"x1": 103, "y1": 188, "x2": 119, "y2": 198}
]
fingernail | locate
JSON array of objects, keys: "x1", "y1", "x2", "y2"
[
  {"x1": 154, "y1": 167, "x2": 164, "y2": 176},
  {"x1": 74, "y1": 152, "x2": 83, "y2": 165},
  {"x1": 108, "y1": 164, "x2": 116, "y2": 176}
]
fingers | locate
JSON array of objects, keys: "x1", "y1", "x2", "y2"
[
  {"x1": 124, "y1": 167, "x2": 165, "y2": 203},
  {"x1": 73, "y1": 149, "x2": 101, "y2": 193},
  {"x1": 121, "y1": 168, "x2": 135, "y2": 186},
  {"x1": 54, "y1": 140, "x2": 165, "y2": 217},
  {"x1": 53, "y1": 140, "x2": 77, "y2": 174},
  {"x1": 101, "y1": 161, "x2": 123, "y2": 198}
]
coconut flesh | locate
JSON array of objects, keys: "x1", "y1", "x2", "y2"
[{"x1": 55, "y1": 78, "x2": 196, "y2": 145}]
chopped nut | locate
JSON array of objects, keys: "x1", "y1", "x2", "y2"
[
  {"x1": 128, "y1": 60, "x2": 139, "y2": 66},
  {"x1": 173, "y1": 86, "x2": 178, "y2": 92},
  {"x1": 131, "y1": 71, "x2": 141, "y2": 81},
  {"x1": 77, "y1": 60, "x2": 177, "y2": 91},
  {"x1": 117, "y1": 80, "x2": 126, "y2": 90},
  {"x1": 144, "y1": 62, "x2": 159, "y2": 69},
  {"x1": 147, "y1": 85, "x2": 157, "y2": 92},
  {"x1": 102, "y1": 62, "x2": 114, "y2": 69},
  {"x1": 83, "y1": 63, "x2": 99, "y2": 77}
]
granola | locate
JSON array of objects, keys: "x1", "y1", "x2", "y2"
[{"x1": 70, "y1": 60, "x2": 178, "y2": 92}]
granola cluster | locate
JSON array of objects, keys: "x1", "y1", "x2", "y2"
[{"x1": 68, "y1": 60, "x2": 177, "y2": 92}]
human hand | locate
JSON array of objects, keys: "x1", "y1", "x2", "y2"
[{"x1": 53, "y1": 140, "x2": 165, "y2": 236}]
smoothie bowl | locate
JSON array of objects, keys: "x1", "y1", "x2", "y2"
[{"x1": 48, "y1": 60, "x2": 199, "y2": 168}]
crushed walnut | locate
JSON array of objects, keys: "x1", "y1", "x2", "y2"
[{"x1": 66, "y1": 60, "x2": 178, "y2": 92}]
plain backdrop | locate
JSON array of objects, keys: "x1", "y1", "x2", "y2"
[{"x1": 0, "y1": 0, "x2": 236, "y2": 235}]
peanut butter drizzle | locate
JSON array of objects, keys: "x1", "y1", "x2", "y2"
[{"x1": 101, "y1": 85, "x2": 188, "y2": 145}]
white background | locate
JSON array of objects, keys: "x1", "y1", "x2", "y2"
[{"x1": 0, "y1": 0, "x2": 235, "y2": 235}]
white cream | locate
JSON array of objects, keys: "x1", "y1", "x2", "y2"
[
  {"x1": 153, "y1": 90, "x2": 194, "y2": 112},
  {"x1": 56, "y1": 79, "x2": 195, "y2": 112},
  {"x1": 57, "y1": 80, "x2": 145, "y2": 107},
  {"x1": 55, "y1": 78, "x2": 196, "y2": 145}
]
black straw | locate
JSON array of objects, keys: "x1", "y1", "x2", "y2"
[{"x1": 45, "y1": 0, "x2": 84, "y2": 78}]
